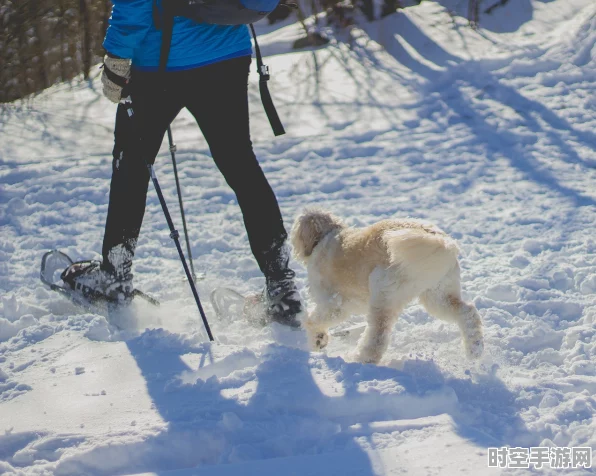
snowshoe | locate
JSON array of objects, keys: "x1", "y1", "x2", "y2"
[
  {"x1": 40, "y1": 250, "x2": 159, "y2": 311},
  {"x1": 210, "y1": 287, "x2": 270, "y2": 327}
]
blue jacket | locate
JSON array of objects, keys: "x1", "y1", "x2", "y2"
[{"x1": 103, "y1": 0, "x2": 252, "y2": 71}]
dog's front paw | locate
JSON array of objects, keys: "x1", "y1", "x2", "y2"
[
  {"x1": 353, "y1": 346, "x2": 382, "y2": 365},
  {"x1": 465, "y1": 335, "x2": 484, "y2": 359},
  {"x1": 313, "y1": 331, "x2": 329, "y2": 350},
  {"x1": 461, "y1": 315, "x2": 484, "y2": 360}
]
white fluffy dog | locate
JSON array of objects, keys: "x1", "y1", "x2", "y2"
[{"x1": 290, "y1": 208, "x2": 484, "y2": 364}]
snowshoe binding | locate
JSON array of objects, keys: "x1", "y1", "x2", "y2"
[
  {"x1": 61, "y1": 259, "x2": 134, "y2": 307},
  {"x1": 40, "y1": 250, "x2": 159, "y2": 310}
]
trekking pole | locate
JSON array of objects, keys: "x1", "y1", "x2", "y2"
[
  {"x1": 166, "y1": 126, "x2": 197, "y2": 283},
  {"x1": 121, "y1": 94, "x2": 214, "y2": 342}
]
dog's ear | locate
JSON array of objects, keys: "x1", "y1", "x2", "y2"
[
  {"x1": 290, "y1": 209, "x2": 344, "y2": 261},
  {"x1": 290, "y1": 212, "x2": 318, "y2": 261}
]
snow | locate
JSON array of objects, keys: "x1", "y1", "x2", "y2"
[{"x1": 1, "y1": 0, "x2": 595, "y2": 474}]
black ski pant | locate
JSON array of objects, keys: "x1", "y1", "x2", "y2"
[{"x1": 102, "y1": 56, "x2": 288, "y2": 277}]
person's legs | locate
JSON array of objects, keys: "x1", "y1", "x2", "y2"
[
  {"x1": 184, "y1": 56, "x2": 302, "y2": 323},
  {"x1": 102, "y1": 71, "x2": 184, "y2": 276}
]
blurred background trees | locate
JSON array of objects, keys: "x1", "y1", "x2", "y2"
[
  {"x1": 0, "y1": 0, "x2": 111, "y2": 102},
  {"x1": 0, "y1": 0, "x2": 499, "y2": 103}
]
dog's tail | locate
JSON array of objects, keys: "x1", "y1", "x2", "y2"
[{"x1": 384, "y1": 228, "x2": 459, "y2": 287}]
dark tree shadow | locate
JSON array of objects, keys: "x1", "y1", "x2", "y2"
[
  {"x1": 437, "y1": 0, "x2": 535, "y2": 33},
  {"x1": 325, "y1": 9, "x2": 596, "y2": 208}
]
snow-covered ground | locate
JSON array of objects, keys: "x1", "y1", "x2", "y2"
[{"x1": 1, "y1": 0, "x2": 595, "y2": 474}]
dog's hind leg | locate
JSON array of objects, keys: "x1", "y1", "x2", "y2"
[
  {"x1": 354, "y1": 305, "x2": 401, "y2": 364},
  {"x1": 419, "y1": 267, "x2": 484, "y2": 359},
  {"x1": 354, "y1": 268, "x2": 417, "y2": 364}
]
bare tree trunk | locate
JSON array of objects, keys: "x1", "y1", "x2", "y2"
[
  {"x1": 30, "y1": 5, "x2": 49, "y2": 90},
  {"x1": 80, "y1": 0, "x2": 91, "y2": 79},
  {"x1": 58, "y1": 0, "x2": 66, "y2": 81},
  {"x1": 468, "y1": 0, "x2": 480, "y2": 29},
  {"x1": 17, "y1": 6, "x2": 29, "y2": 100},
  {"x1": 68, "y1": 1, "x2": 80, "y2": 80},
  {"x1": 295, "y1": 4, "x2": 312, "y2": 42}
]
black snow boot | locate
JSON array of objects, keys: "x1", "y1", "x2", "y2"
[
  {"x1": 264, "y1": 269, "x2": 303, "y2": 328},
  {"x1": 262, "y1": 241, "x2": 304, "y2": 327}
]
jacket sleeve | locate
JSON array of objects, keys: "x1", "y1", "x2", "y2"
[{"x1": 103, "y1": 0, "x2": 154, "y2": 59}]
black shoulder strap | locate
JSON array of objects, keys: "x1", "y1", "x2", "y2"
[
  {"x1": 157, "y1": 0, "x2": 176, "y2": 73},
  {"x1": 249, "y1": 24, "x2": 285, "y2": 136},
  {"x1": 154, "y1": 2, "x2": 285, "y2": 136}
]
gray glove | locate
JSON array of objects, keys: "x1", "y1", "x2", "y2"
[{"x1": 101, "y1": 54, "x2": 131, "y2": 103}]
